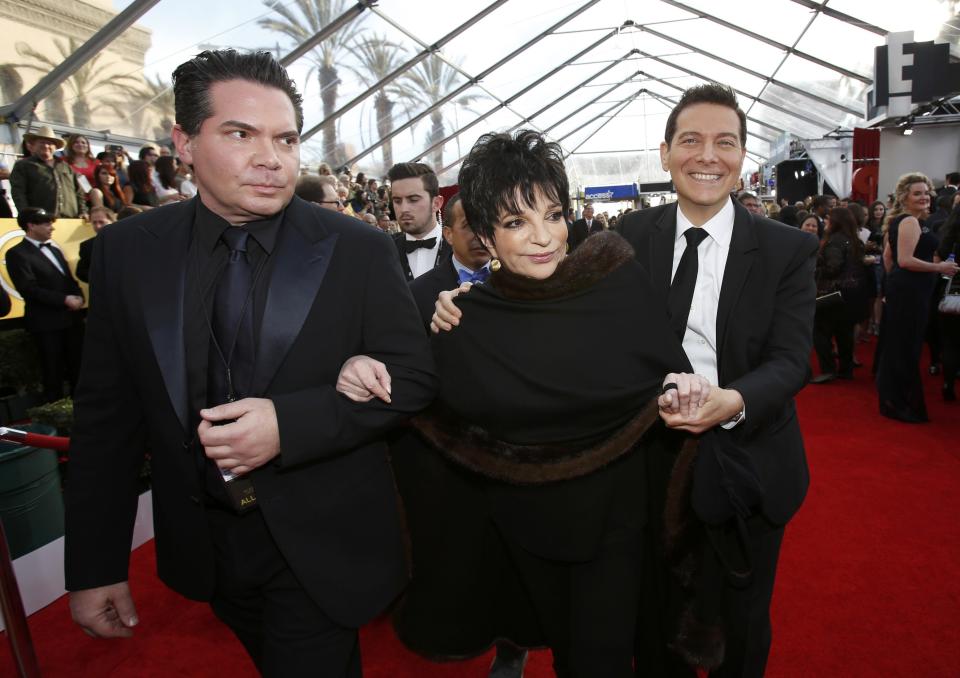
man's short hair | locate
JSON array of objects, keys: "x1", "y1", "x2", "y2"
[
  {"x1": 386, "y1": 162, "x2": 439, "y2": 199},
  {"x1": 138, "y1": 145, "x2": 158, "y2": 160},
  {"x1": 737, "y1": 190, "x2": 759, "y2": 203},
  {"x1": 96, "y1": 151, "x2": 117, "y2": 163},
  {"x1": 172, "y1": 49, "x2": 304, "y2": 136},
  {"x1": 442, "y1": 192, "x2": 462, "y2": 228},
  {"x1": 811, "y1": 195, "x2": 833, "y2": 212},
  {"x1": 116, "y1": 206, "x2": 143, "y2": 220},
  {"x1": 947, "y1": 171, "x2": 960, "y2": 185},
  {"x1": 664, "y1": 82, "x2": 747, "y2": 147},
  {"x1": 295, "y1": 175, "x2": 330, "y2": 203},
  {"x1": 89, "y1": 206, "x2": 116, "y2": 222},
  {"x1": 937, "y1": 194, "x2": 954, "y2": 211},
  {"x1": 17, "y1": 207, "x2": 55, "y2": 229},
  {"x1": 457, "y1": 129, "x2": 569, "y2": 242}
]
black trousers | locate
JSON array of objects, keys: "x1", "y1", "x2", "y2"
[
  {"x1": 30, "y1": 322, "x2": 83, "y2": 403},
  {"x1": 206, "y1": 507, "x2": 361, "y2": 678},
  {"x1": 813, "y1": 302, "x2": 854, "y2": 376},
  {"x1": 941, "y1": 313, "x2": 960, "y2": 387}
]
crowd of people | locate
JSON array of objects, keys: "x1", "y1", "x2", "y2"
[{"x1": 0, "y1": 46, "x2": 956, "y2": 678}]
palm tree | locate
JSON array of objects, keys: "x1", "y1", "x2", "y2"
[
  {"x1": 344, "y1": 35, "x2": 410, "y2": 172},
  {"x1": 112, "y1": 74, "x2": 176, "y2": 141},
  {"x1": 259, "y1": 0, "x2": 366, "y2": 166},
  {"x1": 400, "y1": 56, "x2": 483, "y2": 169},
  {"x1": 0, "y1": 65, "x2": 23, "y2": 103},
  {"x1": 13, "y1": 38, "x2": 143, "y2": 128}
]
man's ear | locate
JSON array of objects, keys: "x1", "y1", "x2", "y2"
[
  {"x1": 432, "y1": 194, "x2": 444, "y2": 218},
  {"x1": 172, "y1": 125, "x2": 193, "y2": 166},
  {"x1": 442, "y1": 226, "x2": 454, "y2": 246},
  {"x1": 660, "y1": 141, "x2": 670, "y2": 172}
]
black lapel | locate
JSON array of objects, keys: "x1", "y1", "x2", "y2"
[
  {"x1": 251, "y1": 198, "x2": 337, "y2": 395},
  {"x1": 392, "y1": 232, "x2": 414, "y2": 281},
  {"x1": 716, "y1": 203, "x2": 759, "y2": 364},
  {"x1": 139, "y1": 200, "x2": 195, "y2": 432},
  {"x1": 650, "y1": 203, "x2": 678, "y2": 296}
]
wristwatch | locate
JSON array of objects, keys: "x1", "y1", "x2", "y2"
[{"x1": 726, "y1": 408, "x2": 745, "y2": 426}]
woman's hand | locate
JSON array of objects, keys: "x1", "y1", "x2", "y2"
[
  {"x1": 336, "y1": 355, "x2": 392, "y2": 403},
  {"x1": 430, "y1": 282, "x2": 473, "y2": 333},
  {"x1": 938, "y1": 259, "x2": 959, "y2": 277},
  {"x1": 658, "y1": 373, "x2": 711, "y2": 418}
]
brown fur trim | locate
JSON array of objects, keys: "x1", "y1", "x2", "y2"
[
  {"x1": 664, "y1": 437, "x2": 699, "y2": 561},
  {"x1": 411, "y1": 398, "x2": 661, "y2": 484},
  {"x1": 489, "y1": 231, "x2": 636, "y2": 300},
  {"x1": 669, "y1": 605, "x2": 726, "y2": 671}
]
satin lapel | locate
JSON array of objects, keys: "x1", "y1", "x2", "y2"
[
  {"x1": 252, "y1": 203, "x2": 337, "y2": 395},
  {"x1": 716, "y1": 205, "x2": 759, "y2": 364},
  {"x1": 139, "y1": 202, "x2": 193, "y2": 432},
  {"x1": 650, "y1": 203, "x2": 678, "y2": 296}
]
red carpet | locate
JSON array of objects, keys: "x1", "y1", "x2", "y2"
[{"x1": 2, "y1": 338, "x2": 958, "y2": 677}]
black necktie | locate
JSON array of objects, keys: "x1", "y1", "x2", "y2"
[
  {"x1": 208, "y1": 228, "x2": 255, "y2": 406},
  {"x1": 404, "y1": 237, "x2": 437, "y2": 253},
  {"x1": 668, "y1": 227, "x2": 709, "y2": 339}
]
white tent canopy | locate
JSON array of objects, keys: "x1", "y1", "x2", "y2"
[{"x1": 1, "y1": 0, "x2": 957, "y2": 189}]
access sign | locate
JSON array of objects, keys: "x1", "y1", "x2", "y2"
[{"x1": 584, "y1": 184, "x2": 639, "y2": 201}]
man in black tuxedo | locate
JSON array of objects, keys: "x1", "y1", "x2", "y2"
[
  {"x1": 6, "y1": 207, "x2": 85, "y2": 403},
  {"x1": 64, "y1": 50, "x2": 436, "y2": 677},
  {"x1": 387, "y1": 162, "x2": 450, "y2": 281},
  {"x1": 619, "y1": 84, "x2": 817, "y2": 678},
  {"x1": 568, "y1": 203, "x2": 602, "y2": 251}
]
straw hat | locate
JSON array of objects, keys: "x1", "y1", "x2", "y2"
[{"x1": 22, "y1": 125, "x2": 64, "y2": 149}]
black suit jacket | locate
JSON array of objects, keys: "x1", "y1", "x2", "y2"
[
  {"x1": 409, "y1": 254, "x2": 458, "y2": 329},
  {"x1": 64, "y1": 196, "x2": 438, "y2": 628},
  {"x1": 392, "y1": 231, "x2": 451, "y2": 282},
  {"x1": 568, "y1": 218, "x2": 602, "y2": 252},
  {"x1": 76, "y1": 236, "x2": 95, "y2": 284},
  {"x1": 5, "y1": 239, "x2": 83, "y2": 331},
  {"x1": 619, "y1": 201, "x2": 817, "y2": 524}
]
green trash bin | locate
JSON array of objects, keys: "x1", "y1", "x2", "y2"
[{"x1": 0, "y1": 424, "x2": 64, "y2": 560}]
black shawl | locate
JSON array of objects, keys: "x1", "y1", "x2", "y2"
[{"x1": 412, "y1": 231, "x2": 691, "y2": 483}]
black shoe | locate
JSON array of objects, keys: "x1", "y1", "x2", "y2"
[
  {"x1": 489, "y1": 644, "x2": 528, "y2": 678},
  {"x1": 879, "y1": 404, "x2": 929, "y2": 423},
  {"x1": 944, "y1": 384, "x2": 956, "y2": 402},
  {"x1": 811, "y1": 373, "x2": 837, "y2": 384},
  {"x1": 929, "y1": 364, "x2": 941, "y2": 375}
]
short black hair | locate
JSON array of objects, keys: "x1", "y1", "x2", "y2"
[
  {"x1": 386, "y1": 162, "x2": 439, "y2": 198},
  {"x1": 947, "y1": 171, "x2": 960, "y2": 185},
  {"x1": 457, "y1": 129, "x2": 569, "y2": 242},
  {"x1": 172, "y1": 49, "x2": 304, "y2": 136},
  {"x1": 937, "y1": 194, "x2": 955, "y2": 210},
  {"x1": 664, "y1": 82, "x2": 747, "y2": 147},
  {"x1": 442, "y1": 192, "x2": 463, "y2": 228},
  {"x1": 295, "y1": 175, "x2": 331, "y2": 203},
  {"x1": 812, "y1": 194, "x2": 833, "y2": 212}
]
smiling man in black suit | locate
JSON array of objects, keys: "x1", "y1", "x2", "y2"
[
  {"x1": 619, "y1": 83, "x2": 817, "y2": 678},
  {"x1": 64, "y1": 50, "x2": 436, "y2": 677}
]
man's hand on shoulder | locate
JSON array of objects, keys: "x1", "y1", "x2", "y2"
[
  {"x1": 69, "y1": 581, "x2": 138, "y2": 638},
  {"x1": 430, "y1": 282, "x2": 473, "y2": 333},
  {"x1": 198, "y1": 398, "x2": 281, "y2": 475}
]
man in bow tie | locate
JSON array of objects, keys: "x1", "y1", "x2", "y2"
[
  {"x1": 408, "y1": 193, "x2": 490, "y2": 328},
  {"x1": 6, "y1": 206, "x2": 85, "y2": 403},
  {"x1": 387, "y1": 161, "x2": 450, "y2": 281}
]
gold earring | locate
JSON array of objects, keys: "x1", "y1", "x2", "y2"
[{"x1": 490, "y1": 258, "x2": 501, "y2": 272}]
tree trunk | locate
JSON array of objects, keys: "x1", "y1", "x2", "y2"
[
  {"x1": 72, "y1": 98, "x2": 91, "y2": 128},
  {"x1": 319, "y1": 63, "x2": 340, "y2": 166},
  {"x1": 44, "y1": 87, "x2": 69, "y2": 125},
  {"x1": 429, "y1": 110, "x2": 444, "y2": 170},
  {"x1": 375, "y1": 91, "x2": 394, "y2": 172}
]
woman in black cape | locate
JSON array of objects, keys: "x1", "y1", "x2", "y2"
[{"x1": 340, "y1": 131, "x2": 704, "y2": 677}]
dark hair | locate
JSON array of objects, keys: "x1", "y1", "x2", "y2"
[
  {"x1": 172, "y1": 49, "x2": 304, "y2": 136},
  {"x1": 94, "y1": 163, "x2": 128, "y2": 208},
  {"x1": 847, "y1": 201, "x2": 866, "y2": 228},
  {"x1": 155, "y1": 155, "x2": 178, "y2": 190},
  {"x1": 936, "y1": 193, "x2": 954, "y2": 211},
  {"x1": 116, "y1": 205, "x2": 143, "y2": 220},
  {"x1": 457, "y1": 129, "x2": 569, "y2": 242},
  {"x1": 824, "y1": 207, "x2": 863, "y2": 258},
  {"x1": 386, "y1": 162, "x2": 439, "y2": 198},
  {"x1": 128, "y1": 160, "x2": 154, "y2": 194},
  {"x1": 736, "y1": 190, "x2": 759, "y2": 204},
  {"x1": 947, "y1": 171, "x2": 960, "y2": 185},
  {"x1": 867, "y1": 200, "x2": 886, "y2": 229},
  {"x1": 96, "y1": 151, "x2": 117, "y2": 164},
  {"x1": 442, "y1": 192, "x2": 463, "y2": 228},
  {"x1": 812, "y1": 195, "x2": 834, "y2": 212},
  {"x1": 779, "y1": 204, "x2": 799, "y2": 227},
  {"x1": 138, "y1": 145, "x2": 157, "y2": 160},
  {"x1": 664, "y1": 83, "x2": 746, "y2": 147},
  {"x1": 295, "y1": 175, "x2": 330, "y2": 203}
]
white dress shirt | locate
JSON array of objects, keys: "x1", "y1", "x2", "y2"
[
  {"x1": 24, "y1": 235, "x2": 65, "y2": 275},
  {"x1": 406, "y1": 223, "x2": 442, "y2": 279}
]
